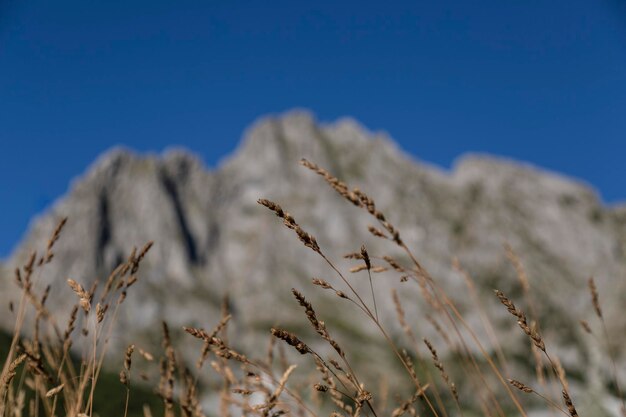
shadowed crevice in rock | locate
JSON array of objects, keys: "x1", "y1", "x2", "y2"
[
  {"x1": 159, "y1": 168, "x2": 199, "y2": 264},
  {"x1": 96, "y1": 190, "x2": 112, "y2": 271}
]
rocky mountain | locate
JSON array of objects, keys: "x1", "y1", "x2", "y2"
[{"x1": 2, "y1": 110, "x2": 625, "y2": 414}]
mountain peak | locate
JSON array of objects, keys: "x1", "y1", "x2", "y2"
[
  {"x1": 87, "y1": 146, "x2": 138, "y2": 177},
  {"x1": 3, "y1": 111, "x2": 624, "y2": 405},
  {"x1": 223, "y1": 110, "x2": 405, "y2": 183}
]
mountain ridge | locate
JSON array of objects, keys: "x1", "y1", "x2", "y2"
[
  {"x1": 2, "y1": 110, "x2": 625, "y2": 413},
  {"x1": 6, "y1": 109, "x2": 611, "y2": 264},
  {"x1": 3, "y1": 109, "x2": 624, "y2": 324}
]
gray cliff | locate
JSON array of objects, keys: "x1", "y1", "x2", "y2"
[{"x1": 2, "y1": 110, "x2": 625, "y2": 414}]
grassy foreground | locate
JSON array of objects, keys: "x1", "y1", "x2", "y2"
[{"x1": 1, "y1": 158, "x2": 624, "y2": 417}]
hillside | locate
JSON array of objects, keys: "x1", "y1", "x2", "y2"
[{"x1": 2, "y1": 110, "x2": 625, "y2": 414}]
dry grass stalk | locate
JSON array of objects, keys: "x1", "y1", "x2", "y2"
[
  {"x1": 300, "y1": 158, "x2": 402, "y2": 244},
  {"x1": 185, "y1": 315, "x2": 240, "y2": 370},
  {"x1": 360, "y1": 245, "x2": 379, "y2": 321},
  {"x1": 424, "y1": 339, "x2": 459, "y2": 404},
  {"x1": 561, "y1": 390, "x2": 578, "y2": 417},
  {"x1": 391, "y1": 384, "x2": 430, "y2": 417},
  {"x1": 587, "y1": 277, "x2": 625, "y2": 414},
  {"x1": 95, "y1": 302, "x2": 107, "y2": 323},
  {"x1": 349, "y1": 265, "x2": 368, "y2": 273},
  {"x1": 5, "y1": 157, "x2": 626, "y2": 417},
  {"x1": 312, "y1": 278, "x2": 332, "y2": 289},
  {"x1": 261, "y1": 176, "x2": 445, "y2": 417},
  {"x1": 292, "y1": 289, "x2": 343, "y2": 357},
  {"x1": 67, "y1": 278, "x2": 91, "y2": 313},
  {"x1": 345, "y1": 245, "x2": 380, "y2": 319},
  {"x1": 257, "y1": 198, "x2": 321, "y2": 253},
  {"x1": 495, "y1": 290, "x2": 583, "y2": 415},
  {"x1": 266, "y1": 333, "x2": 276, "y2": 368},
  {"x1": 299, "y1": 159, "x2": 362, "y2": 207},
  {"x1": 184, "y1": 326, "x2": 212, "y2": 341},
  {"x1": 299, "y1": 159, "x2": 530, "y2": 416},
  {"x1": 181, "y1": 368, "x2": 205, "y2": 417},
  {"x1": 214, "y1": 344, "x2": 249, "y2": 364},
  {"x1": 314, "y1": 358, "x2": 351, "y2": 414},
  {"x1": 45, "y1": 383, "x2": 64, "y2": 398},
  {"x1": 124, "y1": 344, "x2": 135, "y2": 372},
  {"x1": 393, "y1": 290, "x2": 453, "y2": 416},
  {"x1": 262, "y1": 365, "x2": 297, "y2": 416},
  {"x1": 579, "y1": 320, "x2": 592, "y2": 335},
  {"x1": 160, "y1": 322, "x2": 176, "y2": 417},
  {"x1": 494, "y1": 290, "x2": 545, "y2": 352},
  {"x1": 531, "y1": 342, "x2": 545, "y2": 386},
  {"x1": 130, "y1": 241, "x2": 154, "y2": 275},
  {"x1": 352, "y1": 187, "x2": 402, "y2": 245},
  {"x1": 1, "y1": 220, "x2": 155, "y2": 417},
  {"x1": 287, "y1": 285, "x2": 379, "y2": 416},
  {"x1": 271, "y1": 328, "x2": 310, "y2": 355},
  {"x1": 138, "y1": 347, "x2": 154, "y2": 362},
  {"x1": 550, "y1": 355, "x2": 566, "y2": 391},
  {"x1": 383, "y1": 257, "x2": 408, "y2": 279},
  {"x1": 508, "y1": 379, "x2": 570, "y2": 415},
  {"x1": 588, "y1": 277, "x2": 602, "y2": 319},
  {"x1": 400, "y1": 349, "x2": 418, "y2": 383},
  {"x1": 504, "y1": 243, "x2": 530, "y2": 294},
  {"x1": 367, "y1": 225, "x2": 388, "y2": 239},
  {"x1": 508, "y1": 379, "x2": 533, "y2": 394},
  {"x1": 453, "y1": 258, "x2": 510, "y2": 376},
  {"x1": 0, "y1": 354, "x2": 27, "y2": 391},
  {"x1": 424, "y1": 314, "x2": 453, "y2": 351},
  {"x1": 44, "y1": 217, "x2": 67, "y2": 264},
  {"x1": 391, "y1": 289, "x2": 416, "y2": 347}
]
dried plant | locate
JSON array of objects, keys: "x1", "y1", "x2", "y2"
[{"x1": 2, "y1": 158, "x2": 624, "y2": 417}]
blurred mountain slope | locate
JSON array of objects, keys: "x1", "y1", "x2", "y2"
[{"x1": 2, "y1": 110, "x2": 625, "y2": 414}]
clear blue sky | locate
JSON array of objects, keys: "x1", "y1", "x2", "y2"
[{"x1": 1, "y1": 0, "x2": 626, "y2": 257}]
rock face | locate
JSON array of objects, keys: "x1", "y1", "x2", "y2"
[{"x1": 2, "y1": 110, "x2": 625, "y2": 413}]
